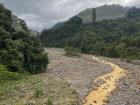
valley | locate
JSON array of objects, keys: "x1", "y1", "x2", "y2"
[{"x1": 0, "y1": 3, "x2": 140, "y2": 105}]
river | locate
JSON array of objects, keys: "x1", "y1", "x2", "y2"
[{"x1": 83, "y1": 56, "x2": 127, "y2": 105}]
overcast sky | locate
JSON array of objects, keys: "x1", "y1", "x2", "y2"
[{"x1": 0, "y1": 0, "x2": 139, "y2": 31}]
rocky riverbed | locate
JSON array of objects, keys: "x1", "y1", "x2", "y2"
[
  {"x1": 46, "y1": 48, "x2": 140, "y2": 105},
  {"x1": 45, "y1": 48, "x2": 112, "y2": 99}
]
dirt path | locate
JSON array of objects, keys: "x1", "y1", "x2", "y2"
[{"x1": 83, "y1": 56, "x2": 127, "y2": 105}]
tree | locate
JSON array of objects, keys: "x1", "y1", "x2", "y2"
[{"x1": 0, "y1": 4, "x2": 49, "y2": 74}]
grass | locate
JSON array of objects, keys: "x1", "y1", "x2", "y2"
[
  {"x1": 0, "y1": 64, "x2": 80, "y2": 105},
  {"x1": 0, "y1": 65, "x2": 25, "y2": 83},
  {"x1": 46, "y1": 98, "x2": 53, "y2": 105},
  {"x1": 34, "y1": 89, "x2": 43, "y2": 98},
  {"x1": 0, "y1": 69, "x2": 80, "y2": 105}
]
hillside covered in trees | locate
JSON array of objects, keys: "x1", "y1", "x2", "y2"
[
  {"x1": 40, "y1": 5, "x2": 140, "y2": 60},
  {"x1": 0, "y1": 4, "x2": 48, "y2": 74}
]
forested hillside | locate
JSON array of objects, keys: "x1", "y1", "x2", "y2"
[
  {"x1": 96, "y1": 4, "x2": 129, "y2": 21},
  {"x1": 0, "y1": 4, "x2": 48, "y2": 74},
  {"x1": 40, "y1": 5, "x2": 140, "y2": 60}
]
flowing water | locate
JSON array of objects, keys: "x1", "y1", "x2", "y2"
[{"x1": 83, "y1": 56, "x2": 127, "y2": 105}]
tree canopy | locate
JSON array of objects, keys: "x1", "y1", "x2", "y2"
[{"x1": 0, "y1": 4, "x2": 48, "y2": 74}]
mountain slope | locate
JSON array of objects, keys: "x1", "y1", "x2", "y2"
[
  {"x1": 96, "y1": 4, "x2": 129, "y2": 21},
  {"x1": 40, "y1": 5, "x2": 140, "y2": 60},
  {"x1": 41, "y1": 16, "x2": 82, "y2": 47}
]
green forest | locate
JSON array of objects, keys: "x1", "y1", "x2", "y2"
[
  {"x1": 0, "y1": 4, "x2": 48, "y2": 75},
  {"x1": 40, "y1": 6, "x2": 140, "y2": 60}
]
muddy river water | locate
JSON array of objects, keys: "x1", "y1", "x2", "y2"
[{"x1": 83, "y1": 56, "x2": 127, "y2": 105}]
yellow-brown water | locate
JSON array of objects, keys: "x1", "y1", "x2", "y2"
[{"x1": 83, "y1": 56, "x2": 127, "y2": 105}]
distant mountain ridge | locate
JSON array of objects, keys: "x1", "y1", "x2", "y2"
[{"x1": 78, "y1": 4, "x2": 129, "y2": 23}]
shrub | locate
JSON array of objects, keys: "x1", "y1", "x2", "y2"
[
  {"x1": 46, "y1": 98, "x2": 53, "y2": 105},
  {"x1": 0, "y1": 65, "x2": 23, "y2": 83},
  {"x1": 34, "y1": 89, "x2": 43, "y2": 98},
  {"x1": 125, "y1": 57, "x2": 132, "y2": 63},
  {"x1": 64, "y1": 47, "x2": 81, "y2": 57},
  {"x1": 7, "y1": 60, "x2": 23, "y2": 73}
]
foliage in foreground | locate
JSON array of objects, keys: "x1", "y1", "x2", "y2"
[
  {"x1": 0, "y1": 65, "x2": 23, "y2": 83},
  {"x1": 0, "y1": 73, "x2": 79, "y2": 105},
  {"x1": 0, "y1": 4, "x2": 48, "y2": 74}
]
